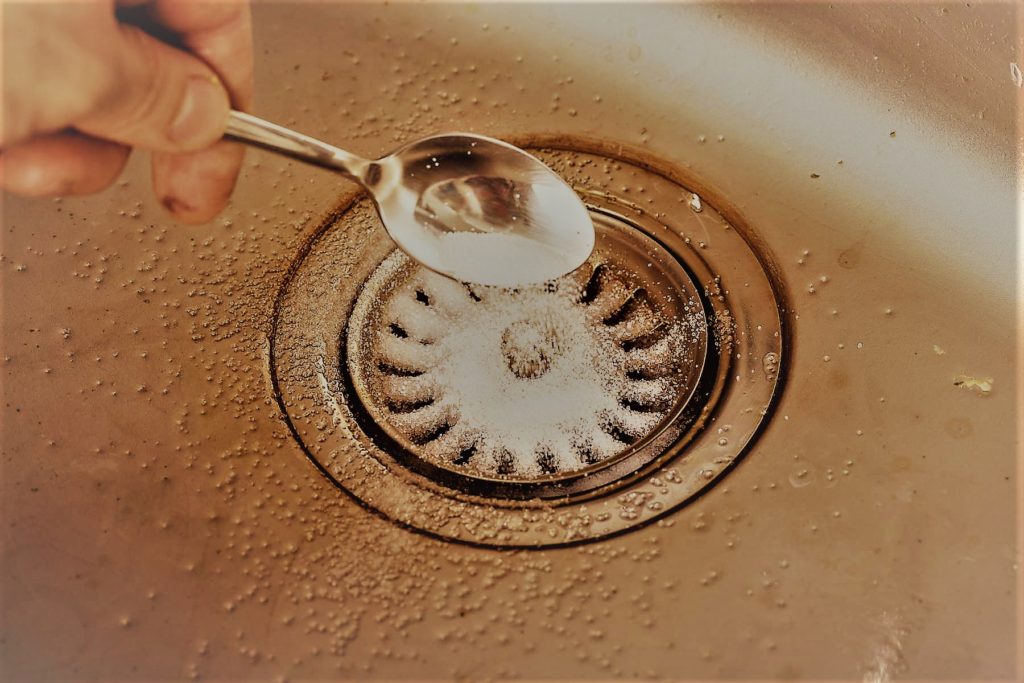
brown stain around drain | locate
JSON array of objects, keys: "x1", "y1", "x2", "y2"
[
  {"x1": 890, "y1": 455, "x2": 914, "y2": 473},
  {"x1": 943, "y1": 417, "x2": 973, "y2": 439},
  {"x1": 837, "y1": 233, "x2": 867, "y2": 270},
  {"x1": 826, "y1": 367, "x2": 849, "y2": 390}
]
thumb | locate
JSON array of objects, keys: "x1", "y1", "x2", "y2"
[{"x1": 76, "y1": 25, "x2": 231, "y2": 153}]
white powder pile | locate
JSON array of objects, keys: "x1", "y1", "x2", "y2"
[{"x1": 363, "y1": 257, "x2": 689, "y2": 478}]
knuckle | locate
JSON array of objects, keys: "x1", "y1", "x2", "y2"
[
  {"x1": 112, "y1": 30, "x2": 169, "y2": 130},
  {"x1": 85, "y1": 27, "x2": 174, "y2": 142}
]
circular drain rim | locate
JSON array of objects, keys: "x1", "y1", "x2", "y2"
[
  {"x1": 343, "y1": 210, "x2": 716, "y2": 500},
  {"x1": 270, "y1": 141, "x2": 789, "y2": 548}
]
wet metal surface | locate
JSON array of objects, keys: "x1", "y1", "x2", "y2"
[{"x1": 1, "y1": 3, "x2": 1017, "y2": 680}]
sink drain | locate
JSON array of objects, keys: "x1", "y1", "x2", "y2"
[
  {"x1": 346, "y1": 213, "x2": 709, "y2": 498},
  {"x1": 271, "y1": 141, "x2": 788, "y2": 547}
]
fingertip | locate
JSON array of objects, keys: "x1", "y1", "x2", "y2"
[
  {"x1": 158, "y1": 194, "x2": 213, "y2": 224},
  {"x1": 152, "y1": 141, "x2": 244, "y2": 224}
]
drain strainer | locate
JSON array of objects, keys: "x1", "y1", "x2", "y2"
[
  {"x1": 272, "y1": 141, "x2": 788, "y2": 547},
  {"x1": 346, "y1": 215, "x2": 709, "y2": 499}
]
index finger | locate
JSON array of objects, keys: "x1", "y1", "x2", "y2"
[
  {"x1": 141, "y1": 0, "x2": 253, "y2": 109},
  {"x1": 133, "y1": 0, "x2": 254, "y2": 223}
]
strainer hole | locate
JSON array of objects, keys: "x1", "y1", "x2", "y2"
[
  {"x1": 453, "y1": 444, "x2": 477, "y2": 466},
  {"x1": 412, "y1": 420, "x2": 453, "y2": 445},
  {"x1": 536, "y1": 448, "x2": 557, "y2": 474},
  {"x1": 577, "y1": 444, "x2": 599, "y2": 465},
  {"x1": 377, "y1": 362, "x2": 425, "y2": 378},
  {"x1": 621, "y1": 327, "x2": 667, "y2": 352},
  {"x1": 619, "y1": 397, "x2": 660, "y2": 414},
  {"x1": 578, "y1": 262, "x2": 606, "y2": 304},
  {"x1": 386, "y1": 397, "x2": 436, "y2": 414},
  {"x1": 602, "y1": 287, "x2": 647, "y2": 326},
  {"x1": 496, "y1": 449, "x2": 515, "y2": 475},
  {"x1": 603, "y1": 422, "x2": 638, "y2": 445}
]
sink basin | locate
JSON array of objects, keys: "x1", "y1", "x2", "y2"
[{"x1": 2, "y1": 3, "x2": 1017, "y2": 679}]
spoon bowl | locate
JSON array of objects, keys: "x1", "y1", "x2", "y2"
[{"x1": 225, "y1": 112, "x2": 594, "y2": 287}]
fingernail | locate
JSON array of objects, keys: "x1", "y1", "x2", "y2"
[
  {"x1": 161, "y1": 195, "x2": 196, "y2": 216},
  {"x1": 170, "y1": 76, "x2": 228, "y2": 148}
]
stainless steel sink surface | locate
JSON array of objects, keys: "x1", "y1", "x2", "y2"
[{"x1": 2, "y1": 3, "x2": 1019, "y2": 680}]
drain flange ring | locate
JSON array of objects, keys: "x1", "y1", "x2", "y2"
[{"x1": 271, "y1": 143, "x2": 787, "y2": 547}]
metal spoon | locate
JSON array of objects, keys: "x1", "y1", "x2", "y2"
[{"x1": 225, "y1": 111, "x2": 595, "y2": 287}]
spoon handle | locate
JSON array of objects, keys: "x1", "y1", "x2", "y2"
[{"x1": 225, "y1": 110, "x2": 369, "y2": 180}]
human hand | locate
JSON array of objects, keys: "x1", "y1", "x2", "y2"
[{"x1": 1, "y1": 0, "x2": 253, "y2": 223}]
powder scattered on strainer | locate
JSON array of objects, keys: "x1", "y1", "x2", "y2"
[{"x1": 357, "y1": 253, "x2": 700, "y2": 478}]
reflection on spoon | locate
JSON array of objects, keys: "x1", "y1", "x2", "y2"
[
  {"x1": 417, "y1": 176, "x2": 524, "y2": 234},
  {"x1": 224, "y1": 111, "x2": 595, "y2": 287}
]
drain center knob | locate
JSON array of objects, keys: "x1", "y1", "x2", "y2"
[{"x1": 500, "y1": 319, "x2": 563, "y2": 380}]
